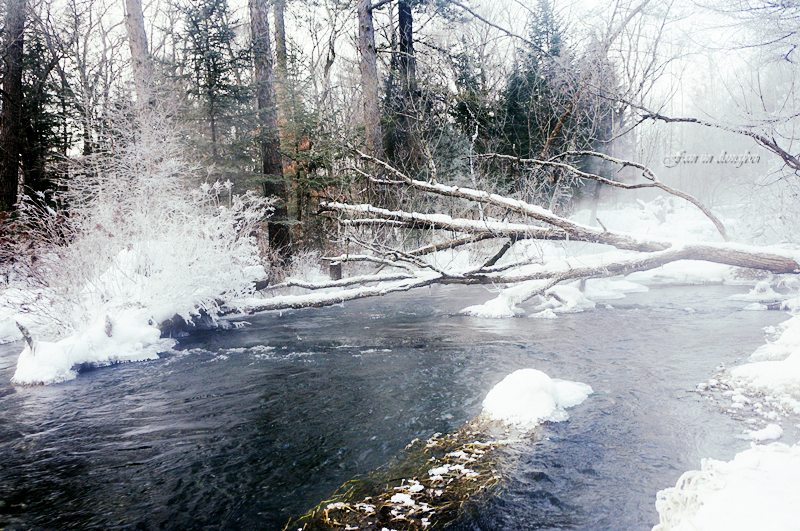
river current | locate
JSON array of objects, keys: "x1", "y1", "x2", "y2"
[{"x1": 0, "y1": 284, "x2": 786, "y2": 530}]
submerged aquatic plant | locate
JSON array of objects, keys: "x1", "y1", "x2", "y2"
[{"x1": 285, "y1": 420, "x2": 511, "y2": 530}]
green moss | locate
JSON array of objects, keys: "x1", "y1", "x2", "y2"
[{"x1": 284, "y1": 420, "x2": 515, "y2": 531}]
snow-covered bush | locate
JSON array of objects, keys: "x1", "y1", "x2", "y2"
[{"x1": 4, "y1": 108, "x2": 272, "y2": 383}]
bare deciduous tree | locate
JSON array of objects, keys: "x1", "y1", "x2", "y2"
[
  {"x1": 124, "y1": 0, "x2": 153, "y2": 108},
  {"x1": 358, "y1": 0, "x2": 388, "y2": 159}
]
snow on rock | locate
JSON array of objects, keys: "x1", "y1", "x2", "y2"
[
  {"x1": 530, "y1": 308, "x2": 559, "y2": 319},
  {"x1": 460, "y1": 280, "x2": 551, "y2": 318},
  {"x1": 747, "y1": 315, "x2": 800, "y2": 362},
  {"x1": 11, "y1": 310, "x2": 176, "y2": 385},
  {"x1": 653, "y1": 443, "x2": 800, "y2": 531},
  {"x1": 720, "y1": 315, "x2": 800, "y2": 413},
  {"x1": 782, "y1": 295, "x2": 800, "y2": 314},
  {"x1": 729, "y1": 354, "x2": 800, "y2": 412},
  {"x1": 729, "y1": 280, "x2": 782, "y2": 302},
  {"x1": 460, "y1": 291, "x2": 525, "y2": 318},
  {"x1": 481, "y1": 368, "x2": 593, "y2": 429}
]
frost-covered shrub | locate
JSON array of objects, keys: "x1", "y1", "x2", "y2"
[{"x1": 8, "y1": 109, "x2": 273, "y2": 340}]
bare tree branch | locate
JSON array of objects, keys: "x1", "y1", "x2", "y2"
[
  {"x1": 471, "y1": 151, "x2": 730, "y2": 241},
  {"x1": 353, "y1": 150, "x2": 671, "y2": 251},
  {"x1": 630, "y1": 104, "x2": 800, "y2": 173}
]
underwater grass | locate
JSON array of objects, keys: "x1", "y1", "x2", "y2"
[{"x1": 283, "y1": 419, "x2": 518, "y2": 530}]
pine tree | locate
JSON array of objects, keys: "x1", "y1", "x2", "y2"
[{"x1": 180, "y1": 0, "x2": 247, "y2": 160}]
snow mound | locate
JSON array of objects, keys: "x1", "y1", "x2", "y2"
[
  {"x1": 460, "y1": 291, "x2": 525, "y2": 318},
  {"x1": 460, "y1": 280, "x2": 550, "y2": 318},
  {"x1": 653, "y1": 443, "x2": 800, "y2": 531},
  {"x1": 729, "y1": 353, "x2": 800, "y2": 408},
  {"x1": 747, "y1": 315, "x2": 800, "y2": 362},
  {"x1": 722, "y1": 315, "x2": 800, "y2": 412},
  {"x1": 481, "y1": 368, "x2": 593, "y2": 429},
  {"x1": 12, "y1": 310, "x2": 176, "y2": 385},
  {"x1": 729, "y1": 280, "x2": 782, "y2": 302},
  {"x1": 738, "y1": 423, "x2": 783, "y2": 441}
]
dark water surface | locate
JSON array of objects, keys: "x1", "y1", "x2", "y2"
[{"x1": 0, "y1": 284, "x2": 786, "y2": 530}]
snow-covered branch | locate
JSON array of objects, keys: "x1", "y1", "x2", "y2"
[{"x1": 236, "y1": 155, "x2": 800, "y2": 317}]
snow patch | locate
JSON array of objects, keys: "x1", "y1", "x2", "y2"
[
  {"x1": 481, "y1": 368, "x2": 593, "y2": 429},
  {"x1": 535, "y1": 285, "x2": 596, "y2": 314},
  {"x1": 729, "y1": 280, "x2": 782, "y2": 302},
  {"x1": 738, "y1": 423, "x2": 783, "y2": 441},
  {"x1": 581, "y1": 278, "x2": 648, "y2": 300},
  {"x1": 653, "y1": 443, "x2": 800, "y2": 531},
  {"x1": 12, "y1": 310, "x2": 175, "y2": 385},
  {"x1": 459, "y1": 280, "x2": 551, "y2": 318}
]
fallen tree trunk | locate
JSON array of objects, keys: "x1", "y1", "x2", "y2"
[
  {"x1": 231, "y1": 155, "x2": 800, "y2": 315},
  {"x1": 236, "y1": 242, "x2": 799, "y2": 314}
]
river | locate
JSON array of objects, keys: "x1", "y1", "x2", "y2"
[{"x1": 0, "y1": 283, "x2": 785, "y2": 530}]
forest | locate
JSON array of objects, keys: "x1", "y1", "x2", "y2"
[{"x1": 0, "y1": 0, "x2": 799, "y2": 366}]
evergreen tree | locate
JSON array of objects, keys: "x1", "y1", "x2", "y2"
[
  {"x1": 19, "y1": 29, "x2": 68, "y2": 197},
  {"x1": 180, "y1": 0, "x2": 248, "y2": 161},
  {"x1": 496, "y1": 0, "x2": 613, "y2": 203}
]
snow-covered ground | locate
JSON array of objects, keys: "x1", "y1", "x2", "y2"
[{"x1": 653, "y1": 442, "x2": 800, "y2": 531}]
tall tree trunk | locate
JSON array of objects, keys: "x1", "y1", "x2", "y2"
[
  {"x1": 124, "y1": 0, "x2": 153, "y2": 109},
  {"x1": 398, "y1": 0, "x2": 415, "y2": 96},
  {"x1": 249, "y1": 0, "x2": 290, "y2": 255},
  {"x1": 273, "y1": 0, "x2": 289, "y2": 129},
  {"x1": 273, "y1": 0, "x2": 298, "y2": 220},
  {"x1": 0, "y1": 0, "x2": 26, "y2": 212},
  {"x1": 358, "y1": 0, "x2": 384, "y2": 159},
  {"x1": 397, "y1": 0, "x2": 419, "y2": 168}
]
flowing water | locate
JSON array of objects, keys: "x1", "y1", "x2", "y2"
[{"x1": 0, "y1": 284, "x2": 787, "y2": 530}]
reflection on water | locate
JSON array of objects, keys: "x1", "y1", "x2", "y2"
[{"x1": 0, "y1": 284, "x2": 785, "y2": 530}]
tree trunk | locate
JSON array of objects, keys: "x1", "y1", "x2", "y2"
[
  {"x1": 358, "y1": 0, "x2": 384, "y2": 159},
  {"x1": 396, "y1": 0, "x2": 421, "y2": 168},
  {"x1": 273, "y1": 0, "x2": 289, "y2": 128},
  {"x1": 249, "y1": 0, "x2": 290, "y2": 255},
  {"x1": 124, "y1": 0, "x2": 153, "y2": 109},
  {"x1": 273, "y1": 0, "x2": 299, "y2": 221},
  {"x1": 0, "y1": 0, "x2": 26, "y2": 212},
  {"x1": 398, "y1": 0, "x2": 415, "y2": 96}
]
